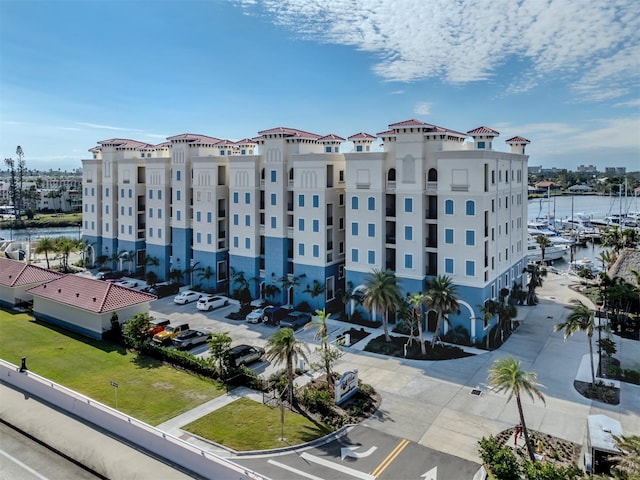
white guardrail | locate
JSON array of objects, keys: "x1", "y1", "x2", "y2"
[{"x1": 0, "y1": 359, "x2": 270, "y2": 480}]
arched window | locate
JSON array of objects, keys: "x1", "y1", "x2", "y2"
[
  {"x1": 445, "y1": 199, "x2": 454, "y2": 215},
  {"x1": 428, "y1": 168, "x2": 438, "y2": 182},
  {"x1": 466, "y1": 200, "x2": 475, "y2": 215},
  {"x1": 387, "y1": 168, "x2": 396, "y2": 181}
]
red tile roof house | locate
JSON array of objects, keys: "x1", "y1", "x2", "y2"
[
  {"x1": 26, "y1": 273, "x2": 156, "y2": 339},
  {"x1": 0, "y1": 258, "x2": 64, "y2": 308}
]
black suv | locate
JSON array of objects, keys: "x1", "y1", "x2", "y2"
[
  {"x1": 263, "y1": 305, "x2": 292, "y2": 325},
  {"x1": 280, "y1": 311, "x2": 312, "y2": 330},
  {"x1": 141, "y1": 283, "x2": 181, "y2": 298}
]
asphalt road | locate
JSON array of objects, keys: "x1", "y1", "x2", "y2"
[
  {"x1": 234, "y1": 426, "x2": 480, "y2": 480},
  {"x1": 0, "y1": 422, "x2": 101, "y2": 480}
]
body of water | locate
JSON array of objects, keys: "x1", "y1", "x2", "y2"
[{"x1": 0, "y1": 226, "x2": 82, "y2": 242}]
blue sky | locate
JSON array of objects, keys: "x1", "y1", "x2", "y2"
[{"x1": 1, "y1": 0, "x2": 638, "y2": 172}]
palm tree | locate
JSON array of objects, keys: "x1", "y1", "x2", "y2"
[
  {"x1": 524, "y1": 263, "x2": 547, "y2": 306},
  {"x1": 34, "y1": 236, "x2": 55, "y2": 269},
  {"x1": 303, "y1": 279, "x2": 326, "y2": 310},
  {"x1": 424, "y1": 275, "x2": 459, "y2": 347},
  {"x1": 198, "y1": 266, "x2": 214, "y2": 290},
  {"x1": 597, "y1": 249, "x2": 614, "y2": 272},
  {"x1": 362, "y1": 269, "x2": 402, "y2": 342},
  {"x1": 408, "y1": 293, "x2": 427, "y2": 355},
  {"x1": 554, "y1": 299, "x2": 596, "y2": 386},
  {"x1": 304, "y1": 309, "x2": 333, "y2": 388},
  {"x1": 265, "y1": 328, "x2": 309, "y2": 406},
  {"x1": 488, "y1": 356, "x2": 545, "y2": 461},
  {"x1": 535, "y1": 234, "x2": 551, "y2": 265}
]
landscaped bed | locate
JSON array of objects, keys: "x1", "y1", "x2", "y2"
[
  {"x1": 364, "y1": 334, "x2": 474, "y2": 360},
  {"x1": 182, "y1": 397, "x2": 334, "y2": 451},
  {"x1": 0, "y1": 309, "x2": 226, "y2": 425}
]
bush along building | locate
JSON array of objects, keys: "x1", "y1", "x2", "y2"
[{"x1": 82, "y1": 120, "x2": 530, "y2": 346}]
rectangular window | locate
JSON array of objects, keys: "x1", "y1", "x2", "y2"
[
  {"x1": 176, "y1": 211, "x2": 181, "y2": 221},
  {"x1": 233, "y1": 236, "x2": 239, "y2": 248},
  {"x1": 233, "y1": 192, "x2": 239, "y2": 203},
  {"x1": 105, "y1": 205, "x2": 109, "y2": 214},
  {"x1": 196, "y1": 211, "x2": 201, "y2": 222},
  {"x1": 352, "y1": 196, "x2": 359, "y2": 209},
  {"x1": 352, "y1": 249, "x2": 359, "y2": 262},
  {"x1": 339, "y1": 194, "x2": 344, "y2": 206},
  {"x1": 105, "y1": 223, "x2": 109, "y2": 232},
  {"x1": 245, "y1": 238, "x2": 250, "y2": 249},
  {"x1": 91, "y1": 205, "x2": 95, "y2": 213},
  {"x1": 120, "y1": 225, "x2": 124, "y2": 234},
  {"x1": 245, "y1": 192, "x2": 250, "y2": 204},
  {"x1": 128, "y1": 225, "x2": 133, "y2": 234},
  {"x1": 477, "y1": 141, "x2": 485, "y2": 149},
  {"x1": 148, "y1": 208, "x2": 152, "y2": 218},
  {"x1": 207, "y1": 212, "x2": 212, "y2": 223},
  {"x1": 313, "y1": 219, "x2": 319, "y2": 232},
  {"x1": 270, "y1": 170, "x2": 276, "y2": 182},
  {"x1": 466, "y1": 230, "x2": 475, "y2": 246},
  {"x1": 313, "y1": 195, "x2": 319, "y2": 208},
  {"x1": 158, "y1": 190, "x2": 162, "y2": 200},
  {"x1": 404, "y1": 254, "x2": 413, "y2": 269},
  {"x1": 368, "y1": 223, "x2": 375, "y2": 237},
  {"x1": 270, "y1": 216, "x2": 276, "y2": 228},
  {"x1": 128, "y1": 189, "x2": 132, "y2": 198},
  {"x1": 299, "y1": 218, "x2": 305, "y2": 231},
  {"x1": 128, "y1": 206, "x2": 132, "y2": 216},
  {"x1": 120, "y1": 206, "x2": 124, "y2": 215},
  {"x1": 405, "y1": 198, "x2": 413, "y2": 212},
  {"x1": 233, "y1": 214, "x2": 239, "y2": 225},
  {"x1": 466, "y1": 260, "x2": 475, "y2": 276},
  {"x1": 196, "y1": 232, "x2": 201, "y2": 243},
  {"x1": 120, "y1": 188, "x2": 124, "y2": 198},
  {"x1": 158, "y1": 228, "x2": 162, "y2": 238},
  {"x1": 445, "y1": 258, "x2": 454, "y2": 274},
  {"x1": 245, "y1": 215, "x2": 251, "y2": 226},
  {"x1": 445, "y1": 199, "x2": 454, "y2": 215},
  {"x1": 158, "y1": 208, "x2": 162, "y2": 219},
  {"x1": 271, "y1": 193, "x2": 277, "y2": 206},
  {"x1": 176, "y1": 191, "x2": 181, "y2": 201},
  {"x1": 299, "y1": 243, "x2": 305, "y2": 256},
  {"x1": 368, "y1": 197, "x2": 375, "y2": 210},
  {"x1": 149, "y1": 190, "x2": 153, "y2": 199},
  {"x1": 352, "y1": 222, "x2": 358, "y2": 236},
  {"x1": 298, "y1": 194, "x2": 304, "y2": 207},
  {"x1": 207, "y1": 233, "x2": 212, "y2": 244},
  {"x1": 148, "y1": 227, "x2": 152, "y2": 237},
  {"x1": 445, "y1": 228, "x2": 454, "y2": 244},
  {"x1": 176, "y1": 170, "x2": 181, "y2": 181},
  {"x1": 405, "y1": 226, "x2": 413, "y2": 241},
  {"x1": 313, "y1": 244, "x2": 319, "y2": 257},
  {"x1": 368, "y1": 250, "x2": 375, "y2": 264},
  {"x1": 105, "y1": 187, "x2": 109, "y2": 197}
]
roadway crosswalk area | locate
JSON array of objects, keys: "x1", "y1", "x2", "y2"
[{"x1": 234, "y1": 426, "x2": 481, "y2": 480}]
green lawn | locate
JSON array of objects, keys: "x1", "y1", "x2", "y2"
[
  {"x1": 182, "y1": 397, "x2": 334, "y2": 451},
  {"x1": 0, "y1": 310, "x2": 225, "y2": 425}
]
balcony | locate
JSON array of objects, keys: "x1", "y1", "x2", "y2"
[
  {"x1": 385, "y1": 235, "x2": 396, "y2": 245},
  {"x1": 426, "y1": 181, "x2": 437, "y2": 194},
  {"x1": 327, "y1": 241, "x2": 333, "y2": 251},
  {"x1": 386, "y1": 181, "x2": 396, "y2": 193},
  {"x1": 451, "y1": 183, "x2": 469, "y2": 192},
  {"x1": 327, "y1": 216, "x2": 333, "y2": 226},
  {"x1": 386, "y1": 208, "x2": 396, "y2": 217},
  {"x1": 356, "y1": 182, "x2": 370, "y2": 189},
  {"x1": 425, "y1": 237, "x2": 437, "y2": 248},
  {"x1": 218, "y1": 210, "x2": 226, "y2": 218}
]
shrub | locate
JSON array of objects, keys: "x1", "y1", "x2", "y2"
[
  {"x1": 300, "y1": 387, "x2": 334, "y2": 415},
  {"x1": 521, "y1": 460, "x2": 583, "y2": 480},
  {"x1": 622, "y1": 368, "x2": 640, "y2": 385},
  {"x1": 442, "y1": 325, "x2": 471, "y2": 346},
  {"x1": 478, "y1": 436, "x2": 520, "y2": 480}
]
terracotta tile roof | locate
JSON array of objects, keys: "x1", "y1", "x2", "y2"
[
  {"x1": 27, "y1": 275, "x2": 156, "y2": 313},
  {"x1": 97, "y1": 138, "x2": 148, "y2": 149},
  {"x1": 535, "y1": 181, "x2": 558, "y2": 188},
  {"x1": 318, "y1": 134, "x2": 345, "y2": 142},
  {"x1": 257, "y1": 127, "x2": 322, "y2": 140},
  {"x1": 234, "y1": 138, "x2": 258, "y2": 146},
  {"x1": 376, "y1": 129, "x2": 396, "y2": 137},
  {"x1": 505, "y1": 136, "x2": 531, "y2": 144},
  {"x1": 215, "y1": 139, "x2": 236, "y2": 147},
  {"x1": 88, "y1": 146, "x2": 101, "y2": 153},
  {"x1": 467, "y1": 126, "x2": 500, "y2": 135},
  {"x1": 388, "y1": 119, "x2": 432, "y2": 128},
  {"x1": 348, "y1": 132, "x2": 376, "y2": 141},
  {"x1": 166, "y1": 134, "x2": 222, "y2": 145},
  {"x1": 0, "y1": 258, "x2": 64, "y2": 287}
]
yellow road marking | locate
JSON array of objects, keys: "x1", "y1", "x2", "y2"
[{"x1": 370, "y1": 438, "x2": 410, "y2": 478}]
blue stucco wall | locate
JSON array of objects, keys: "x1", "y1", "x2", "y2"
[
  {"x1": 171, "y1": 227, "x2": 192, "y2": 283},
  {"x1": 228, "y1": 254, "x2": 261, "y2": 298},
  {"x1": 146, "y1": 244, "x2": 171, "y2": 281},
  {"x1": 191, "y1": 250, "x2": 229, "y2": 292}
]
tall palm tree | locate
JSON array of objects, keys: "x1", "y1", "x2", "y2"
[
  {"x1": 34, "y1": 236, "x2": 55, "y2": 269},
  {"x1": 554, "y1": 299, "x2": 596, "y2": 386},
  {"x1": 304, "y1": 309, "x2": 333, "y2": 388},
  {"x1": 488, "y1": 356, "x2": 545, "y2": 461},
  {"x1": 362, "y1": 269, "x2": 402, "y2": 342},
  {"x1": 424, "y1": 275, "x2": 459, "y2": 347},
  {"x1": 524, "y1": 263, "x2": 547, "y2": 306},
  {"x1": 265, "y1": 328, "x2": 309, "y2": 406},
  {"x1": 303, "y1": 279, "x2": 326, "y2": 310},
  {"x1": 408, "y1": 293, "x2": 427, "y2": 355},
  {"x1": 535, "y1": 234, "x2": 551, "y2": 265}
]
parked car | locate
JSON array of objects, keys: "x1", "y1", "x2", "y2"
[
  {"x1": 147, "y1": 317, "x2": 171, "y2": 336},
  {"x1": 115, "y1": 279, "x2": 140, "y2": 289},
  {"x1": 263, "y1": 305, "x2": 292, "y2": 325},
  {"x1": 141, "y1": 283, "x2": 181, "y2": 298},
  {"x1": 173, "y1": 290, "x2": 202, "y2": 305},
  {"x1": 230, "y1": 344, "x2": 265, "y2": 367},
  {"x1": 172, "y1": 330, "x2": 212, "y2": 350},
  {"x1": 280, "y1": 311, "x2": 312, "y2": 330},
  {"x1": 152, "y1": 322, "x2": 190, "y2": 345},
  {"x1": 196, "y1": 295, "x2": 230, "y2": 311},
  {"x1": 96, "y1": 270, "x2": 124, "y2": 281},
  {"x1": 246, "y1": 306, "x2": 272, "y2": 324}
]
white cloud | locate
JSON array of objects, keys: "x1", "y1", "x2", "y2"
[
  {"x1": 76, "y1": 122, "x2": 142, "y2": 132},
  {"x1": 390, "y1": 90, "x2": 405, "y2": 95},
  {"x1": 614, "y1": 99, "x2": 640, "y2": 108},
  {"x1": 235, "y1": 0, "x2": 639, "y2": 100},
  {"x1": 413, "y1": 102, "x2": 432, "y2": 116}
]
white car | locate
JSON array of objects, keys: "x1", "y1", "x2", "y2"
[
  {"x1": 196, "y1": 295, "x2": 230, "y2": 311},
  {"x1": 115, "y1": 279, "x2": 139, "y2": 289},
  {"x1": 173, "y1": 290, "x2": 202, "y2": 305},
  {"x1": 246, "y1": 306, "x2": 272, "y2": 324}
]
